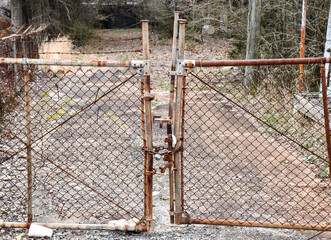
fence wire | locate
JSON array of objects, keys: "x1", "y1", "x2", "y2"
[
  {"x1": 181, "y1": 64, "x2": 331, "y2": 229},
  {"x1": 0, "y1": 64, "x2": 146, "y2": 224}
]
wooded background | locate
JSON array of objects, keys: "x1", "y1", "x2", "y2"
[{"x1": 3, "y1": 0, "x2": 330, "y2": 61}]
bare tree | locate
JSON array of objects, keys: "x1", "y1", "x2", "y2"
[
  {"x1": 11, "y1": 0, "x2": 23, "y2": 28},
  {"x1": 244, "y1": 0, "x2": 261, "y2": 86}
]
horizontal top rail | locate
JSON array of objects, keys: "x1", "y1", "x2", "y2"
[
  {"x1": 0, "y1": 58, "x2": 146, "y2": 68},
  {"x1": 183, "y1": 57, "x2": 331, "y2": 67}
]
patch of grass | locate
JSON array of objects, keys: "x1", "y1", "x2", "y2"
[
  {"x1": 216, "y1": 86, "x2": 237, "y2": 94},
  {"x1": 57, "y1": 109, "x2": 67, "y2": 116},
  {"x1": 159, "y1": 81, "x2": 170, "y2": 91},
  {"x1": 302, "y1": 155, "x2": 316, "y2": 163},
  {"x1": 319, "y1": 165, "x2": 330, "y2": 178},
  {"x1": 280, "y1": 159, "x2": 289, "y2": 164},
  {"x1": 121, "y1": 55, "x2": 130, "y2": 61},
  {"x1": 160, "y1": 196, "x2": 169, "y2": 201},
  {"x1": 74, "y1": 56, "x2": 83, "y2": 60},
  {"x1": 42, "y1": 123, "x2": 50, "y2": 130},
  {"x1": 194, "y1": 86, "x2": 210, "y2": 91},
  {"x1": 44, "y1": 113, "x2": 59, "y2": 120}
]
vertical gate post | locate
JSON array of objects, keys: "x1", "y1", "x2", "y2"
[
  {"x1": 173, "y1": 19, "x2": 187, "y2": 225},
  {"x1": 13, "y1": 36, "x2": 18, "y2": 93},
  {"x1": 169, "y1": 11, "x2": 180, "y2": 120},
  {"x1": 321, "y1": 63, "x2": 331, "y2": 179},
  {"x1": 24, "y1": 69, "x2": 33, "y2": 224},
  {"x1": 141, "y1": 20, "x2": 154, "y2": 232},
  {"x1": 167, "y1": 11, "x2": 180, "y2": 225}
]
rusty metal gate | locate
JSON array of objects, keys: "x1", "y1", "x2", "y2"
[
  {"x1": 1, "y1": 16, "x2": 331, "y2": 235},
  {"x1": 168, "y1": 19, "x2": 331, "y2": 231}
]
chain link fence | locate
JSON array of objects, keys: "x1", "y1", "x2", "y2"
[
  {"x1": 0, "y1": 59, "x2": 149, "y2": 231},
  {"x1": 178, "y1": 60, "x2": 331, "y2": 230},
  {"x1": 0, "y1": 24, "x2": 47, "y2": 120}
]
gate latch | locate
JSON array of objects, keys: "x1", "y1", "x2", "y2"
[{"x1": 153, "y1": 115, "x2": 171, "y2": 128}]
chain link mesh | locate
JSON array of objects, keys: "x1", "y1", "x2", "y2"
[
  {"x1": 181, "y1": 65, "x2": 331, "y2": 229},
  {"x1": 0, "y1": 64, "x2": 146, "y2": 224}
]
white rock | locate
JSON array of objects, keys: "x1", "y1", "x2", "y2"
[
  {"x1": 202, "y1": 25, "x2": 215, "y2": 35},
  {"x1": 127, "y1": 217, "x2": 140, "y2": 225},
  {"x1": 28, "y1": 224, "x2": 53, "y2": 238}
]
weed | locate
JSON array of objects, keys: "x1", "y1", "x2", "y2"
[
  {"x1": 104, "y1": 112, "x2": 127, "y2": 130},
  {"x1": 280, "y1": 159, "x2": 289, "y2": 164},
  {"x1": 44, "y1": 113, "x2": 59, "y2": 120},
  {"x1": 159, "y1": 81, "x2": 170, "y2": 91},
  {"x1": 121, "y1": 55, "x2": 130, "y2": 61},
  {"x1": 57, "y1": 109, "x2": 67, "y2": 116},
  {"x1": 160, "y1": 196, "x2": 169, "y2": 201},
  {"x1": 194, "y1": 86, "x2": 210, "y2": 91},
  {"x1": 319, "y1": 167, "x2": 330, "y2": 178},
  {"x1": 302, "y1": 155, "x2": 316, "y2": 163}
]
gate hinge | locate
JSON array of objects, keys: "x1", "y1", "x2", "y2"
[
  {"x1": 141, "y1": 60, "x2": 151, "y2": 76},
  {"x1": 170, "y1": 60, "x2": 196, "y2": 76}
]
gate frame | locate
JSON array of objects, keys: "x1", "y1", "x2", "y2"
[
  {"x1": 0, "y1": 57, "x2": 152, "y2": 233},
  {"x1": 170, "y1": 18, "x2": 331, "y2": 231}
]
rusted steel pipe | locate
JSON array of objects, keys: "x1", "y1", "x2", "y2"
[
  {"x1": 141, "y1": 20, "x2": 154, "y2": 233},
  {"x1": 0, "y1": 58, "x2": 145, "y2": 68},
  {"x1": 180, "y1": 217, "x2": 331, "y2": 231},
  {"x1": 321, "y1": 63, "x2": 331, "y2": 179},
  {"x1": 298, "y1": 0, "x2": 308, "y2": 92},
  {"x1": 188, "y1": 57, "x2": 331, "y2": 67},
  {"x1": 140, "y1": 78, "x2": 147, "y2": 218},
  {"x1": 24, "y1": 70, "x2": 33, "y2": 223},
  {"x1": 4, "y1": 49, "x2": 142, "y2": 55},
  {"x1": 173, "y1": 19, "x2": 187, "y2": 225},
  {"x1": 168, "y1": 11, "x2": 180, "y2": 225},
  {"x1": 5, "y1": 37, "x2": 142, "y2": 43},
  {"x1": 169, "y1": 11, "x2": 180, "y2": 120},
  {"x1": 0, "y1": 222, "x2": 147, "y2": 232}
]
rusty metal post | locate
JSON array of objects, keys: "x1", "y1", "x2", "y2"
[
  {"x1": 169, "y1": 11, "x2": 180, "y2": 120},
  {"x1": 12, "y1": 37, "x2": 18, "y2": 92},
  {"x1": 298, "y1": 0, "x2": 307, "y2": 92},
  {"x1": 167, "y1": 11, "x2": 179, "y2": 225},
  {"x1": 141, "y1": 20, "x2": 154, "y2": 232},
  {"x1": 24, "y1": 69, "x2": 33, "y2": 224},
  {"x1": 173, "y1": 19, "x2": 187, "y2": 225},
  {"x1": 321, "y1": 63, "x2": 331, "y2": 179},
  {"x1": 140, "y1": 77, "x2": 147, "y2": 220},
  {"x1": 0, "y1": 221, "x2": 147, "y2": 232}
]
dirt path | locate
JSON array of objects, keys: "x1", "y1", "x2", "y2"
[{"x1": 182, "y1": 97, "x2": 330, "y2": 226}]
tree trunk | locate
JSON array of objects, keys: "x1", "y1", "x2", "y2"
[
  {"x1": 11, "y1": 0, "x2": 24, "y2": 28},
  {"x1": 324, "y1": 1, "x2": 331, "y2": 96},
  {"x1": 244, "y1": 0, "x2": 261, "y2": 86}
]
